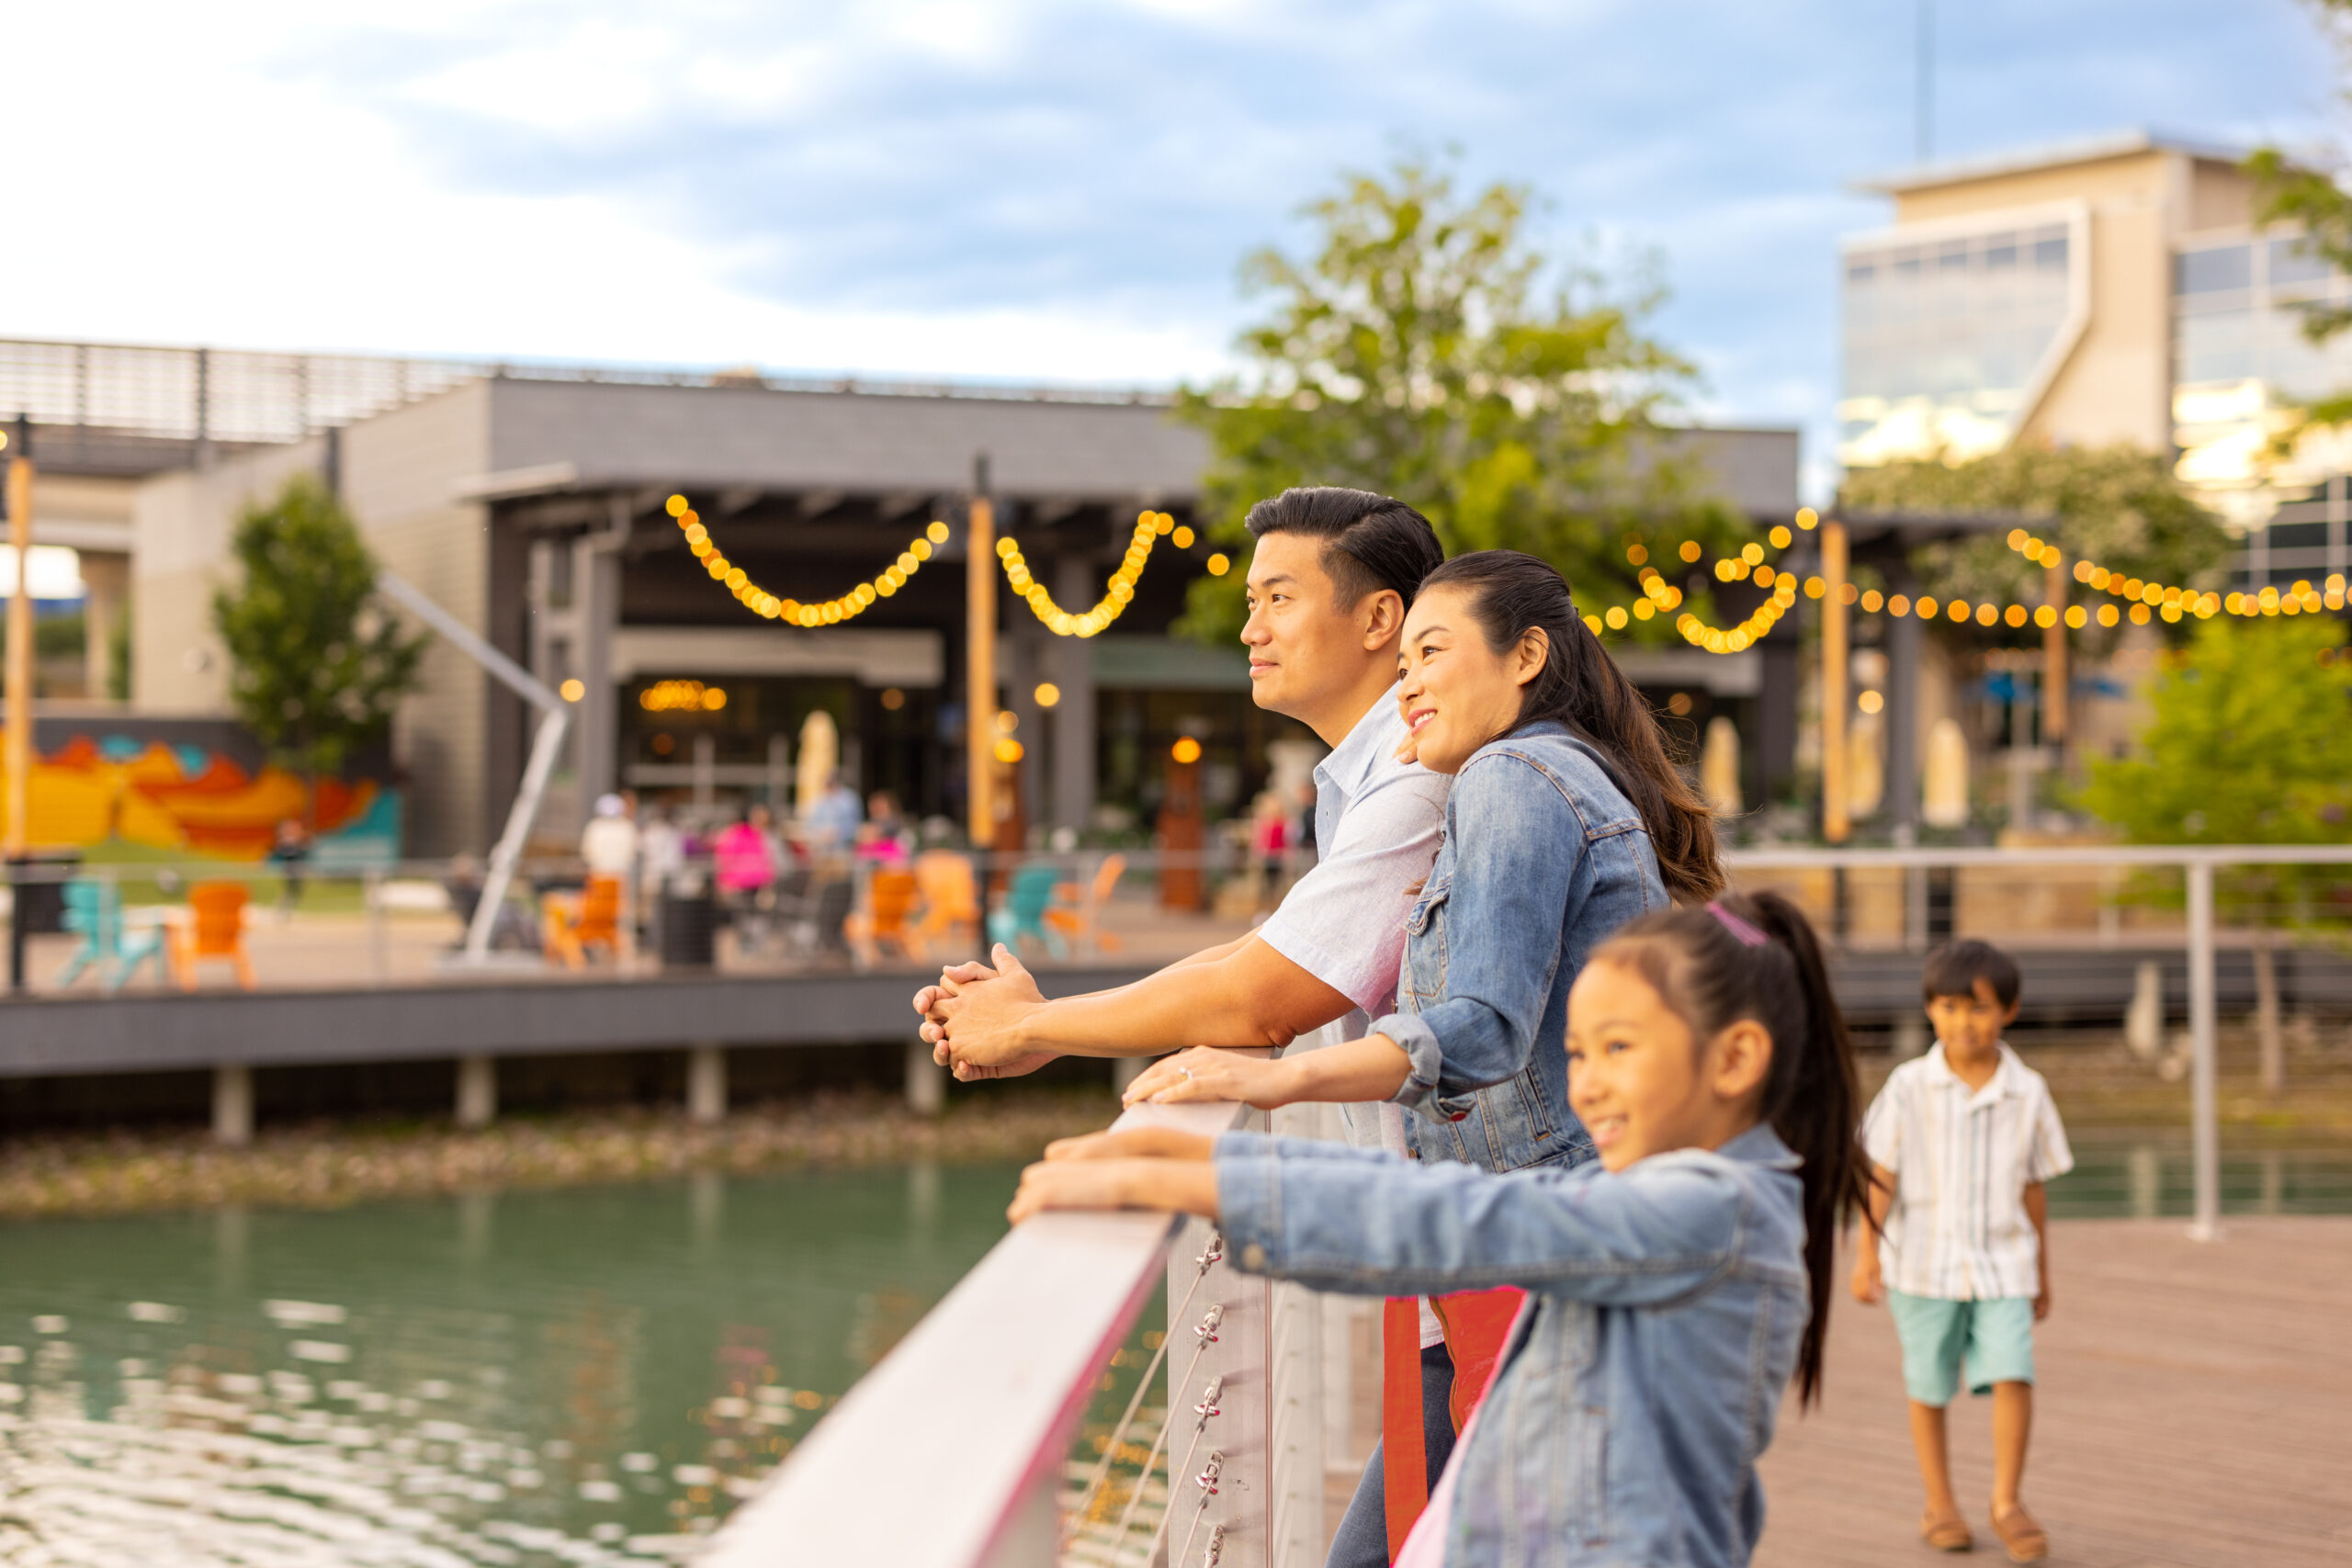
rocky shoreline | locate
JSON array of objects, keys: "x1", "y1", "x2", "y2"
[{"x1": 0, "y1": 1088, "x2": 1124, "y2": 1222}]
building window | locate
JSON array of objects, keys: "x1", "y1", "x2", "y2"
[
  {"x1": 1838, "y1": 218, "x2": 2080, "y2": 468},
  {"x1": 2173, "y1": 230, "x2": 2352, "y2": 497}
]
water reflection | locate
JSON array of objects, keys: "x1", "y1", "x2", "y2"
[
  {"x1": 0, "y1": 1164, "x2": 1021, "y2": 1565},
  {"x1": 2047, "y1": 1135, "x2": 2352, "y2": 1220}
]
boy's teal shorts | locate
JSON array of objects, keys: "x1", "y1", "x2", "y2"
[{"x1": 1886, "y1": 1290, "x2": 2036, "y2": 1406}]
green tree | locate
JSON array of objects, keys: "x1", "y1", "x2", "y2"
[
  {"x1": 2078, "y1": 615, "x2": 2352, "y2": 1090},
  {"x1": 211, "y1": 476, "x2": 425, "y2": 800},
  {"x1": 2250, "y1": 0, "x2": 2352, "y2": 425},
  {"x1": 1174, "y1": 156, "x2": 1751, "y2": 644},
  {"x1": 1837, "y1": 444, "x2": 2232, "y2": 640}
]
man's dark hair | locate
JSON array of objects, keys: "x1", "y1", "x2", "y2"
[
  {"x1": 1921, "y1": 939, "x2": 2022, "y2": 1009},
  {"x1": 1242, "y1": 487, "x2": 1444, "y2": 610}
]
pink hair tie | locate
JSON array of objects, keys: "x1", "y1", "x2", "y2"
[{"x1": 1706, "y1": 900, "x2": 1770, "y2": 949}]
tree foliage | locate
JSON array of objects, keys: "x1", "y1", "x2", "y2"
[
  {"x1": 2079, "y1": 615, "x2": 2352, "y2": 918},
  {"x1": 1173, "y1": 157, "x2": 1750, "y2": 643},
  {"x1": 2251, "y1": 0, "x2": 2352, "y2": 425},
  {"x1": 1837, "y1": 444, "x2": 2233, "y2": 642},
  {"x1": 211, "y1": 475, "x2": 425, "y2": 784}
]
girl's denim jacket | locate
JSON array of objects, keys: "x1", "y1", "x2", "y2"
[
  {"x1": 1371, "y1": 722, "x2": 1668, "y2": 1174},
  {"x1": 1216, "y1": 1125, "x2": 1808, "y2": 1568}
]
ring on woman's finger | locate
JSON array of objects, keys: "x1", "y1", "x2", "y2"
[{"x1": 1179, "y1": 1067, "x2": 1193, "y2": 1081}]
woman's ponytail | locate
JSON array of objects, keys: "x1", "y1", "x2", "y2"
[{"x1": 1594, "y1": 888, "x2": 1865, "y2": 1405}]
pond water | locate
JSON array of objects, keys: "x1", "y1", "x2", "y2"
[
  {"x1": 1, "y1": 1134, "x2": 2346, "y2": 1566},
  {"x1": 0, "y1": 1163, "x2": 1023, "y2": 1566}
]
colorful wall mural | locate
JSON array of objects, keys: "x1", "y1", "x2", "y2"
[{"x1": 9, "y1": 729, "x2": 401, "y2": 863}]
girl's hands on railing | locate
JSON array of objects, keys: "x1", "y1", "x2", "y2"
[
  {"x1": 1123, "y1": 1046, "x2": 1296, "y2": 1111},
  {"x1": 1008, "y1": 1155, "x2": 1221, "y2": 1225},
  {"x1": 1045, "y1": 1127, "x2": 1216, "y2": 1163}
]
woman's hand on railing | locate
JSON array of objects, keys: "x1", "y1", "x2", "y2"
[
  {"x1": 1008, "y1": 1154, "x2": 1221, "y2": 1225},
  {"x1": 1123, "y1": 1046, "x2": 1297, "y2": 1111}
]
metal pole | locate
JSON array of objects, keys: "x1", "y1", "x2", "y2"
[
  {"x1": 2043, "y1": 553, "x2": 2068, "y2": 750},
  {"x1": 6, "y1": 415, "x2": 32, "y2": 859},
  {"x1": 967, "y1": 456, "x2": 997, "y2": 849},
  {"x1": 1821, "y1": 519, "x2": 1850, "y2": 843},
  {"x1": 2187, "y1": 857, "x2": 2220, "y2": 1241}
]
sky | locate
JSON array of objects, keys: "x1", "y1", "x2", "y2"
[{"x1": 5, "y1": 0, "x2": 2339, "y2": 499}]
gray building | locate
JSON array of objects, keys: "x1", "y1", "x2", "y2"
[{"x1": 0, "y1": 340, "x2": 1804, "y2": 853}]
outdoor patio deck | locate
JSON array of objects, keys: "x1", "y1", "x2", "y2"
[{"x1": 1327, "y1": 1217, "x2": 2352, "y2": 1565}]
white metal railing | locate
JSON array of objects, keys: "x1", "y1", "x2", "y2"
[
  {"x1": 1724, "y1": 843, "x2": 2352, "y2": 1239},
  {"x1": 702, "y1": 1096, "x2": 1260, "y2": 1568}
]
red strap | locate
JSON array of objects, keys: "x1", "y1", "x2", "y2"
[
  {"x1": 1380, "y1": 1297, "x2": 1427, "y2": 1562},
  {"x1": 1431, "y1": 1287, "x2": 1525, "y2": 1431}
]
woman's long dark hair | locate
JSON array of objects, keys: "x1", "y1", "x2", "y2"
[
  {"x1": 1418, "y1": 549, "x2": 1723, "y2": 903},
  {"x1": 1598, "y1": 890, "x2": 1865, "y2": 1406}
]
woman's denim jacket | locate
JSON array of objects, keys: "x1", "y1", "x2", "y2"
[
  {"x1": 1216, "y1": 1125, "x2": 1809, "y2": 1568},
  {"x1": 1372, "y1": 721, "x2": 1668, "y2": 1174}
]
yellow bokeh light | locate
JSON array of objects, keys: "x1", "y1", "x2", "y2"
[
  {"x1": 2004, "y1": 604, "x2": 2028, "y2": 627},
  {"x1": 1679, "y1": 540, "x2": 1702, "y2": 562},
  {"x1": 666, "y1": 494, "x2": 688, "y2": 517},
  {"x1": 1769, "y1": 525, "x2": 1792, "y2": 549},
  {"x1": 1172, "y1": 525, "x2": 1195, "y2": 548},
  {"x1": 1626, "y1": 543, "x2": 1649, "y2": 566},
  {"x1": 2098, "y1": 604, "x2": 2119, "y2": 626},
  {"x1": 1948, "y1": 600, "x2": 1971, "y2": 622},
  {"x1": 994, "y1": 738, "x2": 1024, "y2": 764},
  {"x1": 2034, "y1": 605, "x2": 2057, "y2": 628},
  {"x1": 1795, "y1": 508, "x2": 1818, "y2": 530},
  {"x1": 996, "y1": 709, "x2": 1019, "y2": 734},
  {"x1": 1858, "y1": 689, "x2": 1884, "y2": 715},
  {"x1": 928, "y1": 521, "x2": 950, "y2": 544},
  {"x1": 703, "y1": 686, "x2": 727, "y2": 710},
  {"x1": 1034, "y1": 682, "x2": 1061, "y2": 708},
  {"x1": 1860, "y1": 590, "x2": 1883, "y2": 613},
  {"x1": 1740, "y1": 543, "x2": 1764, "y2": 566},
  {"x1": 559, "y1": 678, "x2": 584, "y2": 703},
  {"x1": 1170, "y1": 737, "x2": 1204, "y2": 765},
  {"x1": 1604, "y1": 605, "x2": 1628, "y2": 630},
  {"x1": 2130, "y1": 604, "x2": 2152, "y2": 625},
  {"x1": 1206, "y1": 553, "x2": 1230, "y2": 576},
  {"x1": 1805, "y1": 576, "x2": 1826, "y2": 599},
  {"x1": 1888, "y1": 594, "x2": 1911, "y2": 617},
  {"x1": 1152, "y1": 513, "x2": 1174, "y2": 536}
]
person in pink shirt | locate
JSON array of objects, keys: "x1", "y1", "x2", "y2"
[{"x1": 713, "y1": 807, "x2": 778, "y2": 897}]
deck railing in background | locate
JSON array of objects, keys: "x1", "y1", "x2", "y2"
[{"x1": 1724, "y1": 844, "x2": 2352, "y2": 1239}]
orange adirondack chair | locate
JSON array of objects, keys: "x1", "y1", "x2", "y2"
[
  {"x1": 908, "y1": 852, "x2": 981, "y2": 960},
  {"x1": 843, "y1": 868, "x2": 922, "y2": 964},
  {"x1": 173, "y1": 882, "x2": 255, "y2": 990},
  {"x1": 544, "y1": 874, "x2": 624, "y2": 969},
  {"x1": 1046, "y1": 853, "x2": 1126, "y2": 955}
]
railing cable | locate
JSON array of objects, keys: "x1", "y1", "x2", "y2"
[{"x1": 1062, "y1": 1231, "x2": 1222, "y2": 1551}]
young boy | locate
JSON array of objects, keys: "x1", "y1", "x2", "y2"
[{"x1": 1852, "y1": 939, "x2": 2073, "y2": 1563}]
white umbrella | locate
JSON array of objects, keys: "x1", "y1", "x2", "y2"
[{"x1": 796, "y1": 710, "x2": 839, "y2": 820}]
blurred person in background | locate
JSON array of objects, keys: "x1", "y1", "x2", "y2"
[
  {"x1": 858, "y1": 790, "x2": 912, "y2": 863},
  {"x1": 581, "y1": 792, "x2": 640, "y2": 960},
  {"x1": 806, "y1": 771, "x2": 864, "y2": 850},
  {"x1": 715, "y1": 805, "x2": 779, "y2": 952},
  {"x1": 269, "y1": 817, "x2": 311, "y2": 920}
]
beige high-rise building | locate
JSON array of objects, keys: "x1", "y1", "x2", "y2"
[{"x1": 1840, "y1": 130, "x2": 2350, "y2": 579}]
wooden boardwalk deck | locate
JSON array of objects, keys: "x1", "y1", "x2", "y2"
[
  {"x1": 1328, "y1": 1217, "x2": 2352, "y2": 1565},
  {"x1": 1760, "y1": 1217, "x2": 2351, "y2": 1567}
]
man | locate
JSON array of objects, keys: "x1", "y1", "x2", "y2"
[{"x1": 916, "y1": 485, "x2": 1447, "y2": 1078}]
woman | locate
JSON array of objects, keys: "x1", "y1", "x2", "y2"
[{"x1": 1126, "y1": 549, "x2": 1723, "y2": 1567}]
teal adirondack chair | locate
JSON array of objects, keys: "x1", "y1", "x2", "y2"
[
  {"x1": 986, "y1": 863, "x2": 1069, "y2": 960},
  {"x1": 57, "y1": 880, "x2": 171, "y2": 992}
]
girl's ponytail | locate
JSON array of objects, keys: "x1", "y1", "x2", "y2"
[
  {"x1": 1594, "y1": 889, "x2": 1865, "y2": 1405},
  {"x1": 1739, "y1": 891, "x2": 1863, "y2": 1406}
]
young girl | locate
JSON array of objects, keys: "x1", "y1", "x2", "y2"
[
  {"x1": 1119, "y1": 549, "x2": 1721, "y2": 1563},
  {"x1": 1012, "y1": 891, "x2": 1864, "y2": 1568}
]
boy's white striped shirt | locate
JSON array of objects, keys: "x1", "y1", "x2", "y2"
[{"x1": 1861, "y1": 1042, "x2": 2074, "y2": 1301}]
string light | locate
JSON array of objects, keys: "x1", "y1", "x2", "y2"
[
  {"x1": 669, "y1": 493, "x2": 945, "y2": 627},
  {"x1": 997, "y1": 510, "x2": 1170, "y2": 637}
]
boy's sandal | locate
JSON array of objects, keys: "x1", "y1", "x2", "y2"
[
  {"x1": 1990, "y1": 1503, "x2": 2048, "y2": 1563},
  {"x1": 1920, "y1": 1509, "x2": 1974, "y2": 1551}
]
